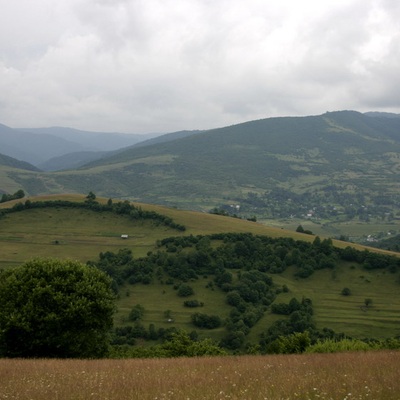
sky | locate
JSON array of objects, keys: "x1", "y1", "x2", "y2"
[{"x1": 0, "y1": 0, "x2": 399, "y2": 134}]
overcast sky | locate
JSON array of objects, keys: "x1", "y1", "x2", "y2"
[{"x1": 1, "y1": 0, "x2": 399, "y2": 133}]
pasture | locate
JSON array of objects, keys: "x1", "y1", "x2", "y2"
[
  {"x1": 0, "y1": 351, "x2": 399, "y2": 399},
  {"x1": 1, "y1": 194, "x2": 399, "y2": 342},
  {"x1": 0, "y1": 194, "x2": 321, "y2": 269}
]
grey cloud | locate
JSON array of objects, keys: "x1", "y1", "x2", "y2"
[{"x1": 0, "y1": 0, "x2": 399, "y2": 133}]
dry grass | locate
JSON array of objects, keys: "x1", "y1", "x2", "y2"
[{"x1": 0, "y1": 351, "x2": 398, "y2": 399}]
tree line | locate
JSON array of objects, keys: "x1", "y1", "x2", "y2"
[{"x1": 0, "y1": 193, "x2": 186, "y2": 232}]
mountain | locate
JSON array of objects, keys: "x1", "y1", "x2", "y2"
[
  {"x1": 0, "y1": 124, "x2": 161, "y2": 168},
  {"x1": 364, "y1": 111, "x2": 400, "y2": 119},
  {"x1": 1, "y1": 110, "x2": 400, "y2": 242},
  {"x1": 0, "y1": 152, "x2": 40, "y2": 172},
  {"x1": 132, "y1": 129, "x2": 203, "y2": 148},
  {"x1": 77, "y1": 110, "x2": 400, "y2": 201},
  {"x1": 0, "y1": 123, "x2": 90, "y2": 165},
  {"x1": 18, "y1": 127, "x2": 160, "y2": 152},
  {"x1": 37, "y1": 150, "x2": 113, "y2": 171}
]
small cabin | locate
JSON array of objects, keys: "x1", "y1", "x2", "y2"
[{"x1": 121, "y1": 234, "x2": 129, "y2": 239}]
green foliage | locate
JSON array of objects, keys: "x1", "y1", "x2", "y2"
[
  {"x1": 129, "y1": 304, "x2": 145, "y2": 322},
  {"x1": 0, "y1": 189, "x2": 25, "y2": 203},
  {"x1": 191, "y1": 313, "x2": 222, "y2": 329},
  {"x1": 87, "y1": 232, "x2": 400, "y2": 352},
  {"x1": 306, "y1": 338, "x2": 377, "y2": 353},
  {"x1": 0, "y1": 198, "x2": 186, "y2": 231},
  {"x1": 110, "y1": 330, "x2": 227, "y2": 358},
  {"x1": 341, "y1": 287, "x2": 351, "y2": 296},
  {"x1": 177, "y1": 284, "x2": 194, "y2": 297},
  {"x1": 183, "y1": 300, "x2": 203, "y2": 307},
  {"x1": 86, "y1": 191, "x2": 96, "y2": 201},
  {"x1": 269, "y1": 331, "x2": 311, "y2": 354},
  {"x1": 0, "y1": 259, "x2": 115, "y2": 358},
  {"x1": 261, "y1": 297, "x2": 315, "y2": 352}
]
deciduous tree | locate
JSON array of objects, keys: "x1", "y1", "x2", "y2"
[{"x1": 0, "y1": 259, "x2": 115, "y2": 358}]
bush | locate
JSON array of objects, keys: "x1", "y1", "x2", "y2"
[
  {"x1": 306, "y1": 338, "x2": 377, "y2": 353},
  {"x1": 191, "y1": 313, "x2": 221, "y2": 329},
  {"x1": 129, "y1": 304, "x2": 145, "y2": 321},
  {"x1": 183, "y1": 300, "x2": 203, "y2": 307},
  {"x1": 177, "y1": 284, "x2": 194, "y2": 297},
  {"x1": 0, "y1": 259, "x2": 115, "y2": 358},
  {"x1": 341, "y1": 287, "x2": 351, "y2": 296},
  {"x1": 270, "y1": 331, "x2": 311, "y2": 354}
]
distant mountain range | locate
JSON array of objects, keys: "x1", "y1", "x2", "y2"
[
  {"x1": 0, "y1": 124, "x2": 164, "y2": 169},
  {"x1": 1, "y1": 110, "x2": 400, "y2": 239}
]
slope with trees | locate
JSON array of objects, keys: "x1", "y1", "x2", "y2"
[{"x1": 3, "y1": 111, "x2": 399, "y2": 243}]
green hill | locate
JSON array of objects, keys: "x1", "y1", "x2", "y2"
[
  {"x1": 1, "y1": 195, "x2": 399, "y2": 350},
  {"x1": 0, "y1": 153, "x2": 40, "y2": 172},
  {"x1": 2, "y1": 110, "x2": 400, "y2": 242}
]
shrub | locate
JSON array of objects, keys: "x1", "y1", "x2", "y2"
[
  {"x1": 341, "y1": 287, "x2": 351, "y2": 296},
  {"x1": 177, "y1": 284, "x2": 194, "y2": 297}
]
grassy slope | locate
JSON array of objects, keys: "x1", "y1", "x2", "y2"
[
  {"x1": 2, "y1": 112, "x2": 400, "y2": 243},
  {"x1": 1, "y1": 194, "x2": 399, "y2": 340}
]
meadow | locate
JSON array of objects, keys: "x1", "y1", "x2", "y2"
[
  {"x1": 1, "y1": 195, "x2": 399, "y2": 343},
  {"x1": 0, "y1": 194, "x2": 321, "y2": 269},
  {"x1": 0, "y1": 351, "x2": 399, "y2": 399}
]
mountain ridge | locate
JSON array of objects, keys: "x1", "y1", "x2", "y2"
[{"x1": 1, "y1": 110, "x2": 400, "y2": 243}]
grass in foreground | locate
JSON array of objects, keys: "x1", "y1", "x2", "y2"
[{"x1": 0, "y1": 351, "x2": 399, "y2": 399}]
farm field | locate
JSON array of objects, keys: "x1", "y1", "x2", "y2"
[{"x1": 0, "y1": 351, "x2": 399, "y2": 399}]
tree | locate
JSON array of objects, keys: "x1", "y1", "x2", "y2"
[
  {"x1": 129, "y1": 304, "x2": 145, "y2": 322},
  {"x1": 177, "y1": 284, "x2": 194, "y2": 297},
  {"x1": 14, "y1": 189, "x2": 25, "y2": 199},
  {"x1": 341, "y1": 287, "x2": 351, "y2": 296},
  {"x1": 0, "y1": 259, "x2": 115, "y2": 358},
  {"x1": 364, "y1": 298, "x2": 373, "y2": 308},
  {"x1": 86, "y1": 191, "x2": 96, "y2": 202},
  {"x1": 161, "y1": 331, "x2": 226, "y2": 357}
]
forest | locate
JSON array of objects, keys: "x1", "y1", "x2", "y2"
[{"x1": 88, "y1": 231, "x2": 400, "y2": 354}]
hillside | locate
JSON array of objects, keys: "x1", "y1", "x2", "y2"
[
  {"x1": 0, "y1": 123, "x2": 88, "y2": 165},
  {"x1": 0, "y1": 153, "x2": 40, "y2": 172},
  {"x1": 1, "y1": 194, "x2": 399, "y2": 349},
  {"x1": 1, "y1": 111, "x2": 400, "y2": 242},
  {"x1": 0, "y1": 123, "x2": 158, "y2": 168},
  {"x1": 18, "y1": 126, "x2": 158, "y2": 151}
]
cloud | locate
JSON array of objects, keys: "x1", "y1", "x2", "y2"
[{"x1": 0, "y1": 0, "x2": 399, "y2": 133}]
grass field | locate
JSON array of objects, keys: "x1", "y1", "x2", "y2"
[
  {"x1": 271, "y1": 265, "x2": 400, "y2": 339},
  {"x1": 1, "y1": 351, "x2": 399, "y2": 399},
  {"x1": 1, "y1": 194, "x2": 399, "y2": 342},
  {"x1": 0, "y1": 193, "x2": 324, "y2": 269}
]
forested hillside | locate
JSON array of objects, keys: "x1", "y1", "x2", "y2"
[
  {"x1": 1, "y1": 111, "x2": 400, "y2": 242},
  {"x1": 1, "y1": 195, "x2": 399, "y2": 355}
]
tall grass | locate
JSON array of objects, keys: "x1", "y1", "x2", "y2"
[{"x1": 1, "y1": 351, "x2": 399, "y2": 399}]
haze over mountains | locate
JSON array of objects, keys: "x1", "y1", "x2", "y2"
[
  {"x1": 0, "y1": 124, "x2": 164, "y2": 169},
  {"x1": 1, "y1": 110, "x2": 400, "y2": 237}
]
